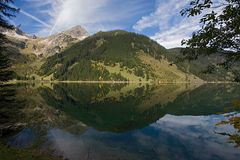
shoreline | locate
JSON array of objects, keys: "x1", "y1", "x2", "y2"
[{"x1": 2, "y1": 80, "x2": 239, "y2": 85}]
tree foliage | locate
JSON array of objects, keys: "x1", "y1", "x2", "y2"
[
  {"x1": 181, "y1": 0, "x2": 240, "y2": 67},
  {"x1": 0, "y1": 0, "x2": 19, "y2": 81}
]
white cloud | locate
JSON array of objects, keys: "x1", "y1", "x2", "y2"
[
  {"x1": 133, "y1": 0, "x2": 202, "y2": 48},
  {"x1": 20, "y1": 0, "x2": 149, "y2": 36},
  {"x1": 151, "y1": 18, "x2": 201, "y2": 48},
  {"x1": 134, "y1": 0, "x2": 224, "y2": 49},
  {"x1": 133, "y1": 0, "x2": 190, "y2": 31}
]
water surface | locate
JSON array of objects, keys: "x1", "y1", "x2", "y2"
[{"x1": 0, "y1": 83, "x2": 240, "y2": 160}]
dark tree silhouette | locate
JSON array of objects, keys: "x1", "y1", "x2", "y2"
[
  {"x1": 181, "y1": 0, "x2": 240, "y2": 68},
  {"x1": 0, "y1": 0, "x2": 19, "y2": 81}
]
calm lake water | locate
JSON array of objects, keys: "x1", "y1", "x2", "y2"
[{"x1": 0, "y1": 83, "x2": 240, "y2": 160}]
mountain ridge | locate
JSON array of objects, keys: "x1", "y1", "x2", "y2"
[
  {"x1": 2, "y1": 26, "x2": 239, "y2": 82},
  {"x1": 40, "y1": 30, "x2": 203, "y2": 83},
  {"x1": 2, "y1": 25, "x2": 89, "y2": 57}
]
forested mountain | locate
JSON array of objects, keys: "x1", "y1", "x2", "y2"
[
  {"x1": 1, "y1": 26, "x2": 88, "y2": 79},
  {"x1": 40, "y1": 30, "x2": 201, "y2": 82},
  {"x1": 2, "y1": 26, "x2": 239, "y2": 82}
]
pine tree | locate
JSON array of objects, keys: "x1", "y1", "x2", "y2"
[{"x1": 0, "y1": 0, "x2": 19, "y2": 81}]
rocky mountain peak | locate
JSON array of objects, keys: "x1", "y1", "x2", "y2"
[
  {"x1": 36, "y1": 25, "x2": 89, "y2": 57},
  {"x1": 62, "y1": 25, "x2": 89, "y2": 39},
  {"x1": 4, "y1": 25, "x2": 89, "y2": 57}
]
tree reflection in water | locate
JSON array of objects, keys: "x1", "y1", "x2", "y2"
[{"x1": 0, "y1": 84, "x2": 25, "y2": 138}]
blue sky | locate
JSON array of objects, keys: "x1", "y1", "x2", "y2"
[{"x1": 12, "y1": 0, "x2": 204, "y2": 48}]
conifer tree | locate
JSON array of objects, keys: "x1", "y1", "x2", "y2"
[{"x1": 0, "y1": 0, "x2": 19, "y2": 81}]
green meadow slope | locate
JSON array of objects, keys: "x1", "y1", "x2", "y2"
[{"x1": 40, "y1": 30, "x2": 201, "y2": 82}]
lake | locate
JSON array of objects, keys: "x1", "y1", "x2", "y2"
[{"x1": 0, "y1": 83, "x2": 240, "y2": 160}]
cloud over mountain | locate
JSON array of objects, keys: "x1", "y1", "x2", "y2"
[
  {"x1": 15, "y1": 0, "x2": 222, "y2": 48},
  {"x1": 19, "y1": 0, "x2": 150, "y2": 36}
]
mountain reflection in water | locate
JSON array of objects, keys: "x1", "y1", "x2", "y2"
[{"x1": 0, "y1": 83, "x2": 240, "y2": 160}]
